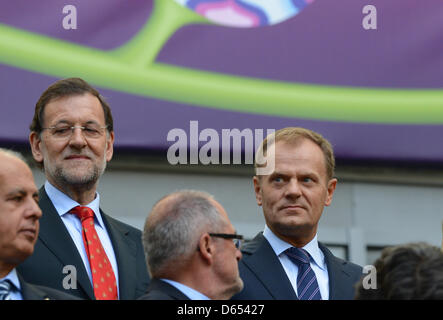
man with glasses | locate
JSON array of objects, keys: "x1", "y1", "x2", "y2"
[
  {"x1": 17, "y1": 78, "x2": 150, "y2": 300},
  {"x1": 139, "y1": 190, "x2": 243, "y2": 300}
]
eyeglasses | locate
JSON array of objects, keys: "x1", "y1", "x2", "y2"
[
  {"x1": 42, "y1": 124, "x2": 108, "y2": 140},
  {"x1": 209, "y1": 233, "x2": 244, "y2": 249}
]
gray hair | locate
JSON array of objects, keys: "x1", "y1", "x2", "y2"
[
  {"x1": 142, "y1": 190, "x2": 226, "y2": 278},
  {"x1": 0, "y1": 148, "x2": 26, "y2": 162}
]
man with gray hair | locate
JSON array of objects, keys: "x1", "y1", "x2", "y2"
[
  {"x1": 17, "y1": 77, "x2": 149, "y2": 300},
  {"x1": 138, "y1": 190, "x2": 243, "y2": 300}
]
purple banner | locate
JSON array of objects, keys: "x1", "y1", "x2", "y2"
[{"x1": 1, "y1": 0, "x2": 442, "y2": 164}]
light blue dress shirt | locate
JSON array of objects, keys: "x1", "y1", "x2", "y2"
[
  {"x1": 161, "y1": 279, "x2": 210, "y2": 300},
  {"x1": 44, "y1": 181, "x2": 119, "y2": 297},
  {"x1": 0, "y1": 269, "x2": 23, "y2": 300},
  {"x1": 263, "y1": 225, "x2": 329, "y2": 300}
]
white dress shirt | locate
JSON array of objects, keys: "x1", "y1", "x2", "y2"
[
  {"x1": 263, "y1": 225, "x2": 329, "y2": 300},
  {"x1": 161, "y1": 279, "x2": 210, "y2": 300},
  {"x1": 0, "y1": 269, "x2": 23, "y2": 300},
  {"x1": 44, "y1": 181, "x2": 120, "y2": 297}
]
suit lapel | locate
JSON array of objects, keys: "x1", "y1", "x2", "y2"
[
  {"x1": 38, "y1": 188, "x2": 95, "y2": 299},
  {"x1": 242, "y1": 233, "x2": 297, "y2": 299},
  {"x1": 18, "y1": 274, "x2": 47, "y2": 300},
  {"x1": 320, "y1": 243, "x2": 352, "y2": 300},
  {"x1": 101, "y1": 213, "x2": 137, "y2": 300}
]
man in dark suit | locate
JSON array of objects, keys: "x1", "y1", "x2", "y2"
[
  {"x1": 138, "y1": 190, "x2": 243, "y2": 300},
  {"x1": 0, "y1": 149, "x2": 78, "y2": 300},
  {"x1": 232, "y1": 127, "x2": 362, "y2": 300},
  {"x1": 17, "y1": 78, "x2": 149, "y2": 300}
]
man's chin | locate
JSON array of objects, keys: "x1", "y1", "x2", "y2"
[
  {"x1": 57, "y1": 171, "x2": 98, "y2": 188},
  {"x1": 281, "y1": 215, "x2": 308, "y2": 227},
  {"x1": 10, "y1": 244, "x2": 34, "y2": 264},
  {"x1": 273, "y1": 219, "x2": 312, "y2": 236}
]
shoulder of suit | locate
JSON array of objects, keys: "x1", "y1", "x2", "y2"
[
  {"x1": 319, "y1": 242, "x2": 363, "y2": 274},
  {"x1": 37, "y1": 186, "x2": 140, "y2": 233},
  {"x1": 137, "y1": 289, "x2": 175, "y2": 300},
  {"x1": 241, "y1": 234, "x2": 364, "y2": 276},
  {"x1": 22, "y1": 281, "x2": 80, "y2": 300},
  {"x1": 101, "y1": 211, "x2": 142, "y2": 235},
  {"x1": 36, "y1": 285, "x2": 81, "y2": 300},
  {"x1": 240, "y1": 232, "x2": 266, "y2": 255}
]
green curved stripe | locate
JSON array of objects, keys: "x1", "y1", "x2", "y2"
[
  {"x1": 112, "y1": 0, "x2": 209, "y2": 66},
  {"x1": 0, "y1": 0, "x2": 442, "y2": 124}
]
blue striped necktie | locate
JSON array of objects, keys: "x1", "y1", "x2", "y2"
[
  {"x1": 0, "y1": 280, "x2": 12, "y2": 300},
  {"x1": 285, "y1": 247, "x2": 322, "y2": 300}
]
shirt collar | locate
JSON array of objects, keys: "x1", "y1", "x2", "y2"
[
  {"x1": 160, "y1": 279, "x2": 210, "y2": 300},
  {"x1": 263, "y1": 225, "x2": 326, "y2": 271},
  {"x1": 0, "y1": 269, "x2": 21, "y2": 291},
  {"x1": 45, "y1": 181, "x2": 105, "y2": 228}
]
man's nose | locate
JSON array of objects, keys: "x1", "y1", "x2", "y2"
[
  {"x1": 25, "y1": 197, "x2": 42, "y2": 220},
  {"x1": 285, "y1": 179, "x2": 302, "y2": 198},
  {"x1": 236, "y1": 248, "x2": 243, "y2": 261},
  {"x1": 69, "y1": 127, "x2": 87, "y2": 148}
]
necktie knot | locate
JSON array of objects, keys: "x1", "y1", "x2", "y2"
[
  {"x1": 70, "y1": 206, "x2": 94, "y2": 221},
  {"x1": 0, "y1": 280, "x2": 12, "y2": 300},
  {"x1": 285, "y1": 247, "x2": 321, "y2": 300},
  {"x1": 285, "y1": 247, "x2": 310, "y2": 265}
]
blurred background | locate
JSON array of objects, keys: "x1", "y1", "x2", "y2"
[{"x1": 1, "y1": 0, "x2": 443, "y2": 266}]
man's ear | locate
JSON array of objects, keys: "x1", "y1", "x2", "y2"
[
  {"x1": 105, "y1": 131, "x2": 114, "y2": 162},
  {"x1": 325, "y1": 178, "x2": 337, "y2": 206},
  {"x1": 197, "y1": 233, "x2": 215, "y2": 265},
  {"x1": 253, "y1": 176, "x2": 263, "y2": 206},
  {"x1": 29, "y1": 131, "x2": 44, "y2": 164}
]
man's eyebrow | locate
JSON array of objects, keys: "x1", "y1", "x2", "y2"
[
  {"x1": 52, "y1": 120, "x2": 71, "y2": 125},
  {"x1": 299, "y1": 171, "x2": 320, "y2": 178},
  {"x1": 54, "y1": 120, "x2": 101, "y2": 125},
  {"x1": 269, "y1": 171, "x2": 288, "y2": 177},
  {"x1": 6, "y1": 189, "x2": 26, "y2": 197}
]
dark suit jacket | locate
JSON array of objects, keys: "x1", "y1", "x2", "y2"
[
  {"x1": 17, "y1": 187, "x2": 150, "y2": 300},
  {"x1": 137, "y1": 279, "x2": 190, "y2": 300},
  {"x1": 18, "y1": 273, "x2": 79, "y2": 300},
  {"x1": 232, "y1": 233, "x2": 363, "y2": 300}
]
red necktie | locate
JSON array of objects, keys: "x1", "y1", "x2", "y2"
[{"x1": 70, "y1": 206, "x2": 118, "y2": 300}]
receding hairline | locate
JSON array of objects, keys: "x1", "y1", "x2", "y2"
[
  {"x1": 146, "y1": 190, "x2": 217, "y2": 224},
  {"x1": 43, "y1": 91, "x2": 97, "y2": 105},
  {"x1": 0, "y1": 148, "x2": 26, "y2": 163},
  {"x1": 254, "y1": 127, "x2": 335, "y2": 180},
  {"x1": 40, "y1": 92, "x2": 106, "y2": 124},
  {"x1": 30, "y1": 77, "x2": 114, "y2": 134},
  {"x1": 143, "y1": 190, "x2": 226, "y2": 277},
  {"x1": 0, "y1": 149, "x2": 32, "y2": 183}
]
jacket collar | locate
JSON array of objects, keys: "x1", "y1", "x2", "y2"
[{"x1": 242, "y1": 232, "x2": 357, "y2": 300}]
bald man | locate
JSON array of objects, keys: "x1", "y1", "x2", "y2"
[
  {"x1": 138, "y1": 190, "x2": 243, "y2": 300},
  {"x1": 0, "y1": 149, "x2": 77, "y2": 300}
]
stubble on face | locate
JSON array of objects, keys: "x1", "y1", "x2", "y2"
[
  {"x1": 47, "y1": 152, "x2": 107, "y2": 192},
  {"x1": 35, "y1": 93, "x2": 114, "y2": 199},
  {"x1": 210, "y1": 200, "x2": 244, "y2": 299},
  {"x1": 213, "y1": 242, "x2": 244, "y2": 299}
]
